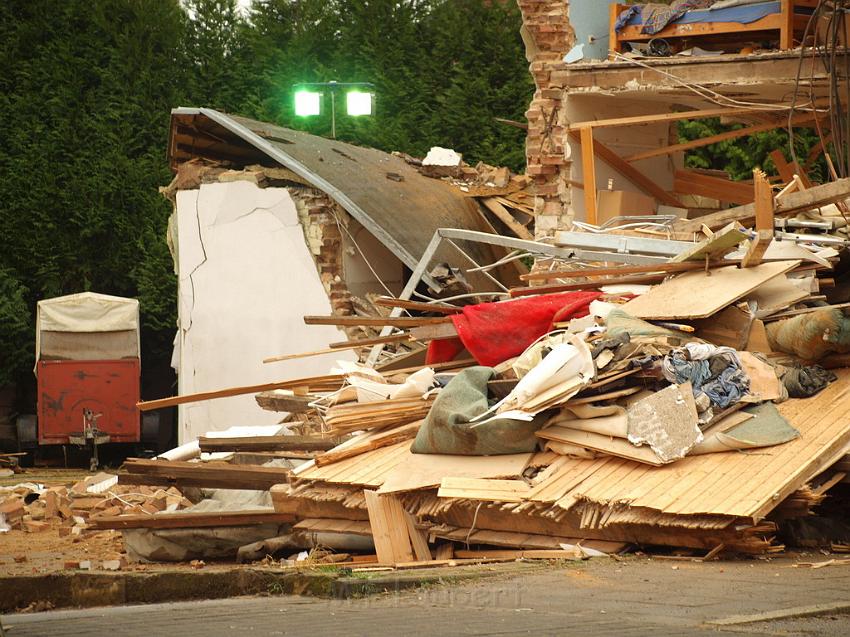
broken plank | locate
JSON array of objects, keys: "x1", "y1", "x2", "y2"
[
  {"x1": 120, "y1": 458, "x2": 290, "y2": 491},
  {"x1": 371, "y1": 297, "x2": 461, "y2": 314},
  {"x1": 521, "y1": 261, "x2": 708, "y2": 282},
  {"x1": 481, "y1": 198, "x2": 534, "y2": 241},
  {"x1": 304, "y1": 315, "x2": 452, "y2": 327},
  {"x1": 580, "y1": 127, "x2": 598, "y2": 224},
  {"x1": 138, "y1": 375, "x2": 344, "y2": 411},
  {"x1": 314, "y1": 421, "x2": 422, "y2": 467},
  {"x1": 198, "y1": 435, "x2": 339, "y2": 453},
  {"x1": 675, "y1": 177, "x2": 850, "y2": 233},
  {"x1": 742, "y1": 169, "x2": 775, "y2": 268},
  {"x1": 90, "y1": 510, "x2": 295, "y2": 530},
  {"x1": 364, "y1": 490, "x2": 416, "y2": 564}
]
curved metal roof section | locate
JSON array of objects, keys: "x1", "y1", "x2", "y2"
[{"x1": 169, "y1": 108, "x2": 495, "y2": 277}]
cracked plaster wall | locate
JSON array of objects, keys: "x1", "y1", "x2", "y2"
[{"x1": 172, "y1": 180, "x2": 356, "y2": 443}]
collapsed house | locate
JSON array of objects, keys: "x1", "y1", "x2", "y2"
[
  {"x1": 6, "y1": 1, "x2": 850, "y2": 571},
  {"x1": 163, "y1": 109, "x2": 530, "y2": 442}
]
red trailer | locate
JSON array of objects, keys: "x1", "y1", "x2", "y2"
[{"x1": 35, "y1": 293, "x2": 141, "y2": 469}]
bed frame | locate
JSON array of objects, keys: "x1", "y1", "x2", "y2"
[{"x1": 609, "y1": 0, "x2": 819, "y2": 54}]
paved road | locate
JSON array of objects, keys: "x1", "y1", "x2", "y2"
[{"x1": 4, "y1": 557, "x2": 850, "y2": 636}]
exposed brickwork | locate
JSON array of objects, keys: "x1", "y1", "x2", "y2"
[
  {"x1": 517, "y1": 0, "x2": 574, "y2": 237},
  {"x1": 288, "y1": 187, "x2": 355, "y2": 319}
]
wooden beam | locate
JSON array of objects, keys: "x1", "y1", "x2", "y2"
[
  {"x1": 521, "y1": 261, "x2": 709, "y2": 282},
  {"x1": 769, "y1": 149, "x2": 813, "y2": 188},
  {"x1": 137, "y1": 375, "x2": 344, "y2": 411},
  {"x1": 120, "y1": 458, "x2": 291, "y2": 491},
  {"x1": 371, "y1": 297, "x2": 460, "y2": 314},
  {"x1": 580, "y1": 127, "x2": 598, "y2": 224},
  {"x1": 481, "y1": 198, "x2": 534, "y2": 240},
  {"x1": 742, "y1": 169, "x2": 775, "y2": 268},
  {"x1": 304, "y1": 315, "x2": 452, "y2": 328},
  {"x1": 569, "y1": 106, "x2": 780, "y2": 132},
  {"x1": 510, "y1": 272, "x2": 674, "y2": 298},
  {"x1": 673, "y1": 170, "x2": 755, "y2": 206},
  {"x1": 91, "y1": 510, "x2": 296, "y2": 530},
  {"x1": 570, "y1": 131, "x2": 682, "y2": 208},
  {"x1": 626, "y1": 112, "x2": 820, "y2": 163},
  {"x1": 329, "y1": 333, "x2": 414, "y2": 349},
  {"x1": 675, "y1": 177, "x2": 850, "y2": 233},
  {"x1": 780, "y1": 0, "x2": 794, "y2": 50},
  {"x1": 198, "y1": 435, "x2": 340, "y2": 453}
]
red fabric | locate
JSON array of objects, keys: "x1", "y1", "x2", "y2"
[
  {"x1": 426, "y1": 291, "x2": 602, "y2": 367},
  {"x1": 425, "y1": 336, "x2": 465, "y2": 365}
]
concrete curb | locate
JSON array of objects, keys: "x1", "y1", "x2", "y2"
[{"x1": 0, "y1": 562, "x2": 538, "y2": 613}]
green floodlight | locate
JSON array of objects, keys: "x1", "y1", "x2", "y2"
[
  {"x1": 294, "y1": 90, "x2": 321, "y2": 117},
  {"x1": 346, "y1": 90, "x2": 373, "y2": 116}
]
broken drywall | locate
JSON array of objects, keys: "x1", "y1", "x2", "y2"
[{"x1": 172, "y1": 180, "x2": 355, "y2": 443}]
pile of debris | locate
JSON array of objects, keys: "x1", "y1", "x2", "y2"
[
  {"x1": 58, "y1": 162, "x2": 850, "y2": 570},
  {"x1": 0, "y1": 474, "x2": 192, "y2": 538}
]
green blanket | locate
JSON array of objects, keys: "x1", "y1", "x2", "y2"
[{"x1": 411, "y1": 366, "x2": 546, "y2": 456}]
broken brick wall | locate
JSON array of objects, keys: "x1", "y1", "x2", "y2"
[{"x1": 517, "y1": 0, "x2": 575, "y2": 238}]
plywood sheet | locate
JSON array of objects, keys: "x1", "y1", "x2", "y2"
[
  {"x1": 746, "y1": 276, "x2": 808, "y2": 316},
  {"x1": 621, "y1": 261, "x2": 800, "y2": 320},
  {"x1": 377, "y1": 450, "x2": 532, "y2": 494}
]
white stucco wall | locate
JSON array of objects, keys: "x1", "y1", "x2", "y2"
[{"x1": 173, "y1": 181, "x2": 355, "y2": 443}]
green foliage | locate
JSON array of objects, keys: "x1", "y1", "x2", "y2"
[
  {"x1": 0, "y1": 0, "x2": 532, "y2": 392},
  {"x1": 679, "y1": 118, "x2": 827, "y2": 182}
]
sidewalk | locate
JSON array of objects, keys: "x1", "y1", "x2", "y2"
[{"x1": 4, "y1": 555, "x2": 850, "y2": 636}]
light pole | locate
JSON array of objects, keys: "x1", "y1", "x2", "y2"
[{"x1": 293, "y1": 81, "x2": 376, "y2": 139}]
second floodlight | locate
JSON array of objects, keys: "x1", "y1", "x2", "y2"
[{"x1": 346, "y1": 91, "x2": 373, "y2": 116}]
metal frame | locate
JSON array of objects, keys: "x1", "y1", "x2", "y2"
[{"x1": 366, "y1": 228, "x2": 677, "y2": 363}]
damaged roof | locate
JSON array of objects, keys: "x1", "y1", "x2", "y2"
[{"x1": 168, "y1": 108, "x2": 499, "y2": 279}]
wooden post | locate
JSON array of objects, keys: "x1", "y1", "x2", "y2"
[
  {"x1": 742, "y1": 169, "x2": 774, "y2": 268},
  {"x1": 779, "y1": 0, "x2": 794, "y2": 50},
  {"x1": 580, "y1": 126, "x2": 598, "y2": 224},
  {"x1": 609, "y1": 3, "x2": 624, "y2": 54}
]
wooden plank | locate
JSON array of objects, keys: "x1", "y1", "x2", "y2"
[
  {"x1": 569, "y1": 106, "x2": 780, "y2": 132},
  {"x1": 580, "y1": 127, "x2": 598, "y2": 224},
  {"x1": 670, "y1": 222, "x2": 747, "y2": 262},
  {"x1": 438, "y1": 478, "x2": 531, "y2": 503},
  {"x1": 138, "y1": 374, "x2": 343, "y2": 411},
  {"x1": 293, "y1": 518, "x2": 372, "y2": 536},
  {"x1": 304, "y1": 315, "x2": 452, "y2": 327},
  {"x1": 521, "y1": 261, "x2": 708, "y2": 282},
  {"x1": 404, "y1": 510, "x2": 432, "y2": 562},
  {"x1": 673, "y1": 170, "x2": 755, "y2": 206},
  {"x1": 378, "y1": 450, "x2": 532, "y2": 494},
  {"x1": 328, "y1": 333, "x2": 413, "y2": 349},
  {"x1": 627, "y1": 112, "x2": 820, "y2": 163},
  {"x1": 363, "y1": 490, "x2": 415, "y2": 564},
  {"x1": 314, "y1": 421, "x2": 422, "y2": 467},
  {"x1": 197, "y1": 435, "x2": 339, "y2": 453},
  {"x1": 674, "y1": 177, "x2": 850, "y2": 233},
  {"x1": 742, "y1": 169, "x2": 775, "y2": 268},
  {"x1": 119, "y1": 458, "x2": 290, "y2": 491},
  {"x1": 371, "y1": 297, "x2": 460, "y2": 314},
  {"x1": 509, "y1": 272, "x2": 671, "y2": 298},
  {"x1": 90, "y1": 510, "x2": 295, "y2": 530},
  {"x1": 570, "y1": 131, "x2": 682, "y2": 208},
  {"x1": 620, "y1": 260, "x2": 800, "y2": 320},
  {"x1": 481, "y1": 198, "x2": 534, "y2": 240}
]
